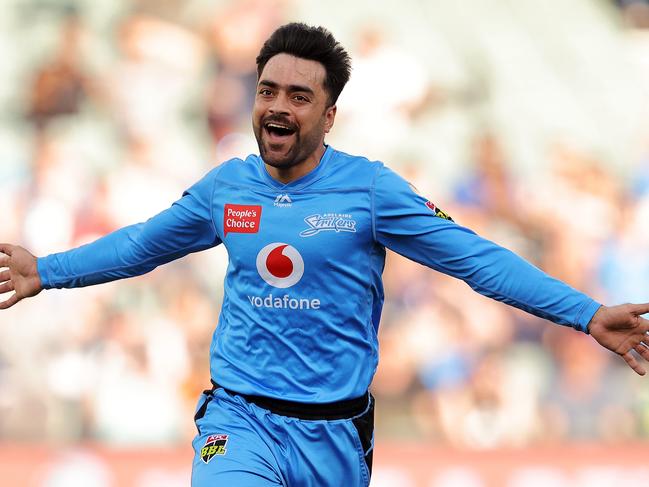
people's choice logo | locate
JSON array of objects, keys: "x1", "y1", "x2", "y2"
[
  {"x1": 224, "y1": 204, "x2": 262, "y2": 236},
  {"x1": 256, "y1": 243, "x2": 304, "y2": 288}
]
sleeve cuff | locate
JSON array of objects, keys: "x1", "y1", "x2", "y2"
[
  {"x1": 575, "y1": 299, "x2": 602, "y2": 334},
  {"x1": 36, "y1": 256, "x2": 52, "y2": 289}
]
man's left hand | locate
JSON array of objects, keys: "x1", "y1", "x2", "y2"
[{"x1": 588, "y1": 303, "x2": 649, "y2": 375}]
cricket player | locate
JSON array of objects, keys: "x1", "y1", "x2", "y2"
[{"x1": 2, "y1": 23, "x2": 649, "y2": 486}]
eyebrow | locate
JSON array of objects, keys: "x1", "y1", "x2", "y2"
[{"x1": 258, "y1": 79, "x2": 315, "y2": 96}]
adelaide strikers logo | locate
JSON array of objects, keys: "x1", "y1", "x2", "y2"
[{"x1": 256, "y1": 243, "x2": 304, "y2": 288}]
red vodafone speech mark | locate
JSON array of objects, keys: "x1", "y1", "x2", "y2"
[
  {"x1": 266, "y1": 244, "x2": 293, "y2": 278},
  {"x1": 224, "y1": 204, "x2": 262, "y2": 236}
]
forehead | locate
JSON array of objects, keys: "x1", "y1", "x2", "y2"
[{"x1": 258, "y1": 53, "x2": 326, "y2": 93}]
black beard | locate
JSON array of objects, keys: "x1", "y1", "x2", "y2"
[
  {"x1": 257, "y1": 130, "x2": 302, "y2": 169},
  {"x1": 254, "y1": 117, "x2": 324, "y2": 169}
]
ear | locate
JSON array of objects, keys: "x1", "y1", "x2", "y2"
[{"x1": 324, "y1": 105, "x2": 337, "y2": 134}]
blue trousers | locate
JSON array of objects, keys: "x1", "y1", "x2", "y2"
[{"x1": 191, "y1": 386, "x2": 374, "y2": 486}]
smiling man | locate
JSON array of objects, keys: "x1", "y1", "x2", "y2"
[
  {"x1": 253, "y1": 54, "x2": 332, "y2": 175},
  {"x1": 1, "y1": 23, "x2": 649, "y2": 487},
  {"x1": 252, "y1": 38, "x2": 341, "y2": 182}
]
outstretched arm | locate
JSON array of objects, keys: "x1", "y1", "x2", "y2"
[
  {"x1": 373, "y1": 165, "x2": 600, "y2": 331},
  {"x1": 373, "y1": 165, "x2": 649, "y2": 375},
  {"x1": 0, "y1": 244, "x2": 41, "y2": 310},
  {"x1": 588, "y1": 303, "x2": 649, "y2": 375},
  {"x1": 0, "y1": 166, "x2": 221, "y2": 308}
]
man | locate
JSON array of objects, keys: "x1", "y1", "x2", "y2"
[{"x1": 1, "y1": 23, "x2": 648, "y2": 487}]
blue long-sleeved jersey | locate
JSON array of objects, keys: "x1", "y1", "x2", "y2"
[{"x1": 38, "y1": 146, "x2": 601, "y2": 402}]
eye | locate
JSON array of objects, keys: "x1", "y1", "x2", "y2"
[
  {"x1": 293, "y1": 95, "x2": 309, "y2": 103},
  {"x1": 258, "y1": 88, "x2": 273, "y2": 96}
]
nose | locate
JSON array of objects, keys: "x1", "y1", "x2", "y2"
[{"x1": 269, "y1": 92, "x2": 290, "y2": 115}]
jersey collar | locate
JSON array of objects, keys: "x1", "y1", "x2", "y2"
[{"x1": 259, "y1": 145, "x2": 334, "y2": 190}]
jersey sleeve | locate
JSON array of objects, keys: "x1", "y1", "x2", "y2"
[
  {"x1": 38, "y1": 167, "x2": 222, "y2": 289},
  {"x1": 372, "y1": 165, "x2": 601, "y2": 332}
]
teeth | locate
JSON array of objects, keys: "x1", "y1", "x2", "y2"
[{"x1": 266, "y1": 123, "x2": 291, "y2": 130}]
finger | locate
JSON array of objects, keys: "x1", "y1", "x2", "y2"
[
  {"x1": 0, "y1": 280, "x2": 14, "y2": 294},
  {"x1": 635, "y1": 343, "x2": 649, "y2": 363},
  {"x1": 0, "y1": 244, "x2": 13, "y2": 257},
  {"x1": 0, "y1": 270, "x2": 9, "y2": 282},
  {"x1": 0, "y1": 293, "x2": 18, "y2": 310},
  {"x1": 638, "y1": 318, "x2": 649, "y2": 333},
  {"x1": 0, "y1": 255, "x2": 8, "y2": 268},
  {"x1": 632, "y1": 303, "x2": 649, "y2": 316},
  {"x1": 622, "y1": 351, "x2": 646, "y2": 376}
]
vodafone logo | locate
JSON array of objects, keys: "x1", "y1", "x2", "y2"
[
  {"x1": 250, "y1": 243, "x2": 319, "y2": 309},
  {"x1": 256, "y1": 243, "x2": 304, "y2": 288}
]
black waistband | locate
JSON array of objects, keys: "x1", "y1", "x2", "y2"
[{"x1": 210, "y1": 380, "x2": 370, "y2": 420}]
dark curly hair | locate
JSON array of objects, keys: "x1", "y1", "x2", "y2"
[{"x1": 256, "y1": 23, "x2": 352, "y2": 107}]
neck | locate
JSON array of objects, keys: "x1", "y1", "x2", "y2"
[{"x1": 265, "y1": 144, "x2": 327, "y2": 184}]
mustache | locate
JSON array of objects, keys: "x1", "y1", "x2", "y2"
[{"x1": 262, "y1": 115, "x2": 298, "y2": 131}]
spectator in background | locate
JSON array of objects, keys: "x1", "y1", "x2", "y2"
[
  {"x1": 454, "y1": 133, "x2": 518, "y2": 224},
  {"x1": 19, "y1": 134, "x2": 85, "y2": 256},
  {"x1": 598, "y1": 194, "x2": 649, "y2": 307},
  {"x1": 522, "y1": 143, "x2": 621, "y2": 293},
  {"x1": 618, "y1": 0, "x2": 649, "y2": 28},
  {"x1": 541, "y1": 328, "x2": 635, "y2": 441},
  {"x1": 204, "y1": 0, "x2": 287, "y2": 144},
  {"x1": 107, "y1": 14, "x2": 205, "y2": 142},
  {"x1": 335, "y1": 22, "x2": 431, "y2": 155},
  {"x1": 27, "y1": 10, "x2": 92, "y2": 132}
]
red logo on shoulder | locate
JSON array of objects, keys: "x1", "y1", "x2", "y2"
[
  {"x1": 425, "y1": 200, "x2": 454, "y2": 221},
  {"x1": 224, "y1": 204, "x2": 262, "y2": 236}
]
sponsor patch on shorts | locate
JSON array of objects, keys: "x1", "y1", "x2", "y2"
[{"x1": 200, "y1": 434, "x2": 229, "y2": 463}]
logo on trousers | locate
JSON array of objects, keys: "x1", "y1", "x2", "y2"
[{"x1": 200, "y1": 434, "x2": 228, "y2": 463}]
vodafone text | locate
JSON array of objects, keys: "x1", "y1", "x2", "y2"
[{"x1": 247, "y1": 293, "x2": 321, "y2": 310}]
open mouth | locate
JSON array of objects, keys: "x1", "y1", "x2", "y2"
[{"x1": 264, "y1": 122, "x2": 297, "y2": 142}]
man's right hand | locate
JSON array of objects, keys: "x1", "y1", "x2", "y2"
[{"x1": 0, "y1": 244, "x2": 42, "y2": 310}]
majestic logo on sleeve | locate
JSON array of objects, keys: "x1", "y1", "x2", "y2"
[
  {"x1": 299, "y1": 213, "x2": 357, "y2": 237},
  {"x1": 200, "y1": 434, "x2": 229, "y2": 463},
  {"x1": 256, "y1": 243, "x2": 304, "y2": 288},
  {"x1": 224, "y1": 204, "x2": 262, "y2": 236}
]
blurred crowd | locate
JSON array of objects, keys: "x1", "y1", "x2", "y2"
[{"x1": 1, "y1": 0, "x2": 649, "y2": 451}]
